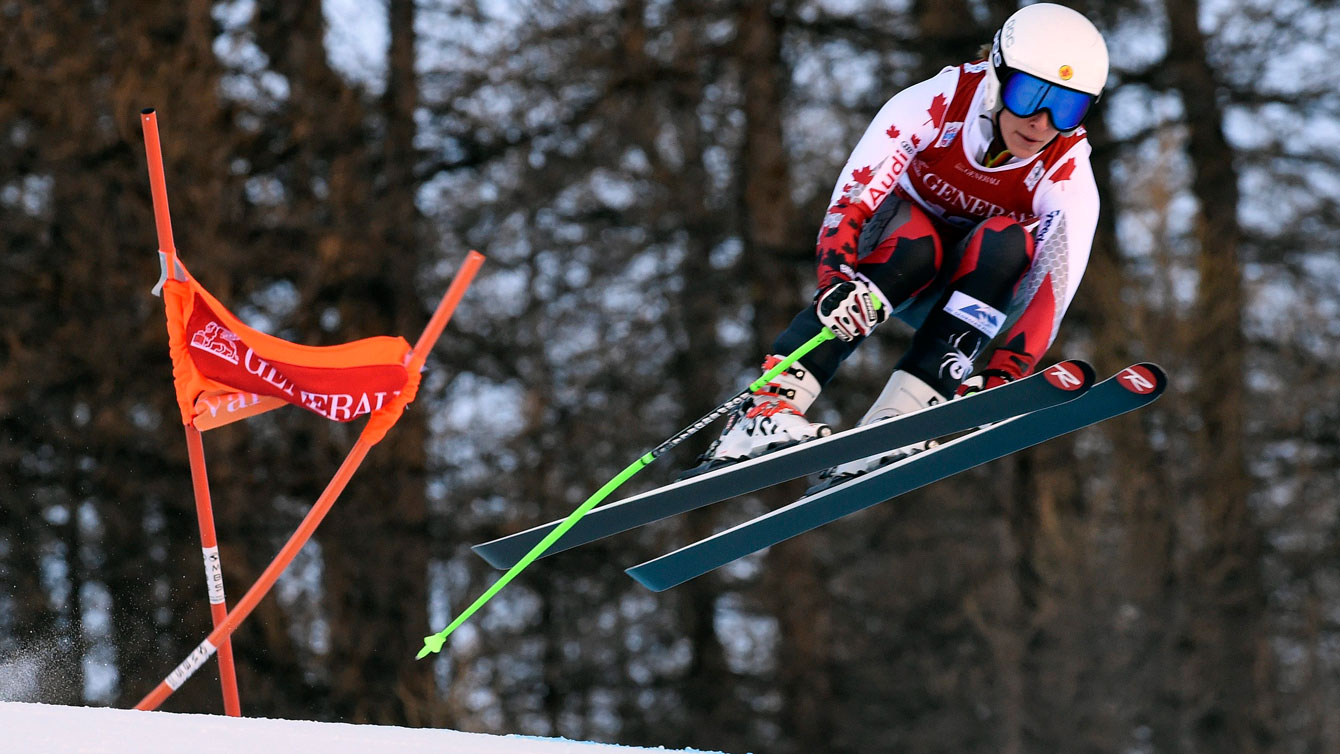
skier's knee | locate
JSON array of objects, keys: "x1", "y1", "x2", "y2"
[
  {"x1": 858, "y1": 233, "x2": 940, "y2": 304},
  {"x1": 975, "y1": 219, "x2": 1032, "y2": 280},
  {"x1": 956, "y1": 219, "x2": 1032, "y2": 300}
]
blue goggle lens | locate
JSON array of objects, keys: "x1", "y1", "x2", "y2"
[{"x1": 1000, "y1": 71, "x2": 1094, "y2": 131}]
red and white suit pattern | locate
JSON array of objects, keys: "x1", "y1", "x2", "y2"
[{"x1": 814, "y1": 61, "x2": 1099, "y2": 382}]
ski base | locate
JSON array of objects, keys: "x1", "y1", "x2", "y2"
[
  {"x1": 625, "y1": 363, "x2": 1167, "y2": 592},
  {"x1": 473, "y1": 360, "x2": 1095, "y2": 570}
]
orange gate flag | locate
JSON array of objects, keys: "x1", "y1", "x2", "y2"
[{"x1": 162, "y1": 261, "x2": 420, "y2": 444}]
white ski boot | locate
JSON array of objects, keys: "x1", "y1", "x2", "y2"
[
  {"x1": 811, "y1": 370, "x2": 946, "y2": 491},
  {"x1": 683, "y1": 356, "x2": 831, "y2": 478}
]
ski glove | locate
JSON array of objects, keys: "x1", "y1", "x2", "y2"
[{"x1": 815, "y1": 278, "x2": 887, "y2": 342}]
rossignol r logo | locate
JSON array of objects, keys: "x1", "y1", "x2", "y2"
[
  {"x1": 1118, "y1": 366, "x2": 1158, "y2": 394},
  {"x1": 1044, "y1": 363, "x2": 1085, "y2": 390}
]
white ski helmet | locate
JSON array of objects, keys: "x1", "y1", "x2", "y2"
[{"x1": 986, "y1": 4, "x2": 1109, "y2": 133}]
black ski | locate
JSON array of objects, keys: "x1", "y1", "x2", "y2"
[
  {"x1": 473, "y1": 360, "x2": 1096, "y2": 570},
  {"x1": 625, "y1": 363, "x2": 1167, "y2": 592}
]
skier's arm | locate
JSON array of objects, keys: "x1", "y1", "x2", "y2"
[
  {"x1": 815, "y1": 67, "x2": 959, "y2": 289},
  {"x1": 983, "y1": 147, "x2": 1099, "y2": 382}
]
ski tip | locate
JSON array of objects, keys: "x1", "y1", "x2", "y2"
[
  {"x1": 1114, "y1": 362, "x2": 1168, "y2": 397},
  {"x1": 1044, "y1": 359, "x2": 1097, "y2": 391},
  {"x1": 1069, "y1": 358, "x2": 1098, "y2": 384}
]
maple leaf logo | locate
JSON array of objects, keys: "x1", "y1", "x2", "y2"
[
  {"x1": 851, "y1": 166, "x2": 874, "y2": 185},
  {"x1": 924, "y1": 93, "x2": 947, "y2": 127},
  {"x1": 1050, "y1": 158, "x2": 1076, "y2": 184},
  {"x1": 910, "y1": 134, "x2": 921, "y2": 148},
  {"x1": 886, "y1": 124, "x2": 900, "y2": 139}
]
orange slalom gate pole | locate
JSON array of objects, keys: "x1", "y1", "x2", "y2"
[
  {"x1": 141, "y1": 108, "x2": 244, "y2": 715},
  {"x1": 136, "y1": 440, "x2": 372, "y2": 712},
  {"x1": 184, "y1": 428, "x2": 243, "y2": 716},
  {"x1": 136, "y1": 251, "x2": 484, "y2": 712},
  {"x1": 408, "y1": 250, "x2": 485, "y2": 372},
  {"x1": 141, "y1": 109, "x2": 178, "y2": 273}
]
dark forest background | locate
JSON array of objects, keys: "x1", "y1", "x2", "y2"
[{"x1": 2, "y1": 1, "x2": 1338, "y2": 752}]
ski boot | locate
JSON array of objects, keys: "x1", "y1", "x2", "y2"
[
  {"x1": 680, "y1": 356, "x2": 831, "y2": 479},
  {"x1": 808, "y1": 369, "x2": 946, "y2": 493}
]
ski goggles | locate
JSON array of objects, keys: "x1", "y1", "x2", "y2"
[{"x1": 999, "y1": 70, "x2": 1097, "y2": 132}]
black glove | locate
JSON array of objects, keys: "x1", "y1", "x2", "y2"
[{"x1": 815, "y1": 278, "x2": 887, "y2": 342}]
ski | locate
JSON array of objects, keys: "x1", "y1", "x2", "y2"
[
  {"x1": 472, "y1": 359, "x2": 1096, "y2": 570},
  {"x1": 625, "y1": 363, "x2": 1167, "y2": 592}
]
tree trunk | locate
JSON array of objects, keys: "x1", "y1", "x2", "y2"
[
  {"x1": 736, "y1": 3, "x2": 837, "y2": 751},
  {"x1": 1164, "y1": 1, "x2": 1275, "y2": 750}
]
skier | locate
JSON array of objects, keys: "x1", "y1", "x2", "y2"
[{"x1": 695, "y1": 3, "x2": 1109, "y2": 484}]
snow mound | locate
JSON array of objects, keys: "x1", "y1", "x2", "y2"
[{"x1": 0, "y1": 701, "x2": 728, "y2": 753}]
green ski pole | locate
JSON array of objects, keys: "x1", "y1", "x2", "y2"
[{"x1": 419, "y1": 309, "x2": 872, "y2": 658}]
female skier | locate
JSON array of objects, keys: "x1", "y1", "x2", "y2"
[{"x1": 696, "y1": 3, "x2": 1109, "y2": 484}]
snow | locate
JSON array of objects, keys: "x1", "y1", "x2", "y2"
[{"x1": 0, "y1": 701, "x2": 728, "y2": 754}]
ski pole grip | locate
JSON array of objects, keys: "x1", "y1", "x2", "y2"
[{"x1": 748, "y1": 294, "x2": 882, "y2": 394}]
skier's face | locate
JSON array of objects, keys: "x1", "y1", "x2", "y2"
[{"x1": 998, "y1": 109, "x2": 1058, "y2": 158}]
